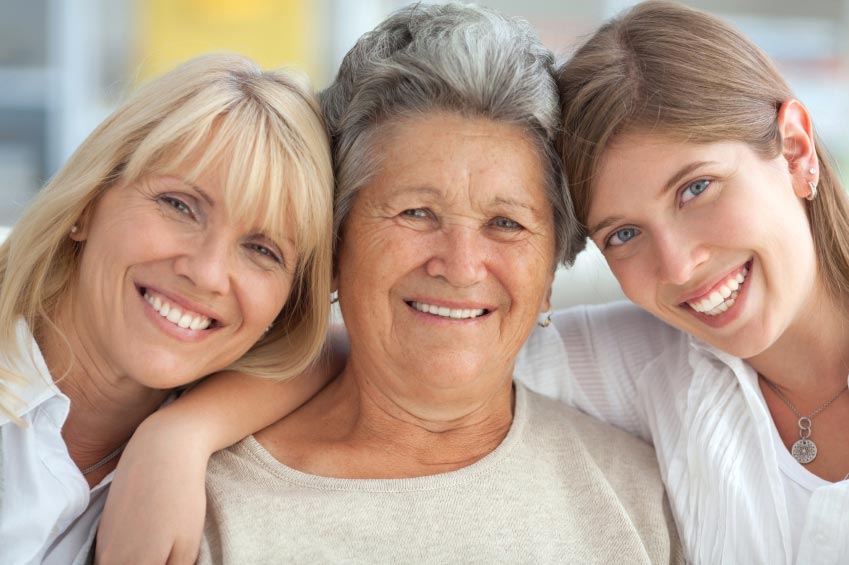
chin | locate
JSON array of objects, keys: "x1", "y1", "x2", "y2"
[{"x1": 129, "y1": 359, "x2": 211, "y2": 390}]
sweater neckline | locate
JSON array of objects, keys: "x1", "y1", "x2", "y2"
[{"x1": 238, "y1": 382, "x2": 529, "y2": 492}]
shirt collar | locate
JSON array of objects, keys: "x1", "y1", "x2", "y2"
[{"x1": 0, "y1": 319, "x2": 60, "y2": 425}]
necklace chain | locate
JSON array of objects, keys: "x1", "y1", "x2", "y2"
[
  {"x1": 81, "y1": 441, "x2": 127, "y2": 475},
  {"x1": 763, "y1": 379, "x2": 848, "y2": 421},
  {"x1": 762, "y1": 377, "x2": 848, "y2": 465}
]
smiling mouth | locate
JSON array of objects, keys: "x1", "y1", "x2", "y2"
[
  {"x1": 684, "y1": 262, "x2": 751, "y2": 316},
  {"x1": 141, "y1": 288, "x2": 218, "y2": 330},
  {"x1": 407, "y1": 300, "x2": 489, "y2": 320}
]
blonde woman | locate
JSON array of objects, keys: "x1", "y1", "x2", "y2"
[{"x1": 0, "y1": 53, "x2": 335, "y2": 564}]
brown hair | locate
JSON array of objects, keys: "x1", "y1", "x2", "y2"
[{"x1": 557, "y1": 0, "x2": 849, "y2": 300}]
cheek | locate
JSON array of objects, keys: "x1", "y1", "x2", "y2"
[
  {"x1": 340, "y1": 226, "x2": 422, "y2": 290},
  {"x1": 243, "y1": 273, "x2": 294, "y2": 325},
  {"x1": 497, "y1": 244, "x2": 553, "y2": 305},
  {"x1": 608, "y1": 259, "x2": 657, "y2": 308}
]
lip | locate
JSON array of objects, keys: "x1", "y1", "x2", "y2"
[
  {"x1": 404, "y1": 297, "x2": 493, "y2": 322},
  {"x1": 136, "y1": 283, "x2": 222, "y2": 322},
  {"x1": 677, "y1": 260, "x2": 751, "y2": 304},
  {"x1": 680, "y1": 260, "x2": 753, "y2": 328},
  {"x1": 136, "y1": 284, "x2": 224, "y2": 342}
]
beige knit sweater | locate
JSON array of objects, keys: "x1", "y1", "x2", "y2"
[{"x1": 199, "y1": 383, "x2": 683, "y2": 564}]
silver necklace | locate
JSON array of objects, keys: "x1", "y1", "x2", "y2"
[
  {"x1": 762, "y1": 378, "x2": 848, "y2": 465},
  {"x1": 81, "y1": 441, "x2": 127, "y2": 475}
]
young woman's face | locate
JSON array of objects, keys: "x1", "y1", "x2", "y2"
[
  {"x1": 586, "y1": 134, "x2": 818, "y2": 358},
  {"x1": 69, "y1": 160, "x2": 297, "y2": 389}
]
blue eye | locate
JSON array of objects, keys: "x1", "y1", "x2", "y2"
[
  {"x1": 491, "y1": 217, "x2": 522, "y2": 230},
  {"x1": 160, "y1": 195, "x2": 193, "y2": 216},
  {"x1": 247, "y1": 242, "x2": 282, "y2": 264},
  {"x1": 681, "y1": 179, "x2": 711, "y2": 204},
  {"x1": 402, "y1": 208, "x2": 430, "y2": 219},
  {"x1": 607, "y1": 226, "x2": 640, "y2": 247}
]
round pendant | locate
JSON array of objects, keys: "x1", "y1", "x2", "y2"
[{"x1": 791, "y1": 438, "x2": 817, "y2": 464}]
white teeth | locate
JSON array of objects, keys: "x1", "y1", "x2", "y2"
[
  {"x1": 687, "y1": 266, "x2": 749, "y2": 316},
  {"x1": 708, "y1": 291, "x2": 723, "y2": 308},
  {"x1": 143, "y1": 291, "x2": 212, "y2": 331},
  {"x1": 166, "y1": 308, "x2": 182, "y2": 323},
  {"x1": 411, "y1": 301, "x2": 485, "y2": 320}
]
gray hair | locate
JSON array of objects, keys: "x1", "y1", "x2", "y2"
[{"x1": 320, "y1": 2, "x2": 582, "y2": 265}]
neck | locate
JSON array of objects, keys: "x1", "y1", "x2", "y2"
[
  {"x1": 35, "y1": 304, "x2": 168, "y2": 478},
  {"x1": 747, "y1": 286, "x2": 849, "y2": 396},
  {"x1": 286, "y1": 356, "x2": 515, "y2": 477}
]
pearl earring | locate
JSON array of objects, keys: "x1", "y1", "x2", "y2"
[{"x1": 70, "y1": 225, "x2": 79, "y2": 234}]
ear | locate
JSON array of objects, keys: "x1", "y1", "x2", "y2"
[
  {"x1": 69, "y1": 205, "x2": 94, "y2": 242},
  {"x1": 776, "y1": 99, "x2": 819, "y2": 199}
]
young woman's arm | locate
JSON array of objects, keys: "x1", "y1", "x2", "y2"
[
  {"x1": 514, "y1": 301, "x2": 684, "y2": 441},
  {"x1": 95, "y1": 334, "x2": 347, "y2": 565}
]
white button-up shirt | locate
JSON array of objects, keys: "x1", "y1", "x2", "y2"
[
  {"x1": 0, "y1": 320, "x2": 112, "y2": 565},
  {"x1": 515, "y1": 301, "x2": 849, "y2": 565}
]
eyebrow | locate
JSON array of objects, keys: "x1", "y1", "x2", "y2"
[
  {"x1": 661, "y1": 161, "x2": 714, "y2": 196},
  {"x1": 587, "y1": 160, "x2": 716, "y2": 237},
  {"x1": 491, "y1": 195, "x2": 545, "y2": 220}
]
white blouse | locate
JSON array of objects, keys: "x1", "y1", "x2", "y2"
[
  {"x1": 514, "y1": 301, "x2": 849, "y2": 565},
  {"x1": 0, "y1": 320, "x2": 111, "y2": 565}
]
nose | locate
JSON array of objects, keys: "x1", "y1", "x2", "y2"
[
  {"x1": 173, "y1": 232, "x2": 232, "y2": 295},
  {"x1": 653, "y1": 227, "x2": 708, "y2": 286},
  {"x1": 425, "y1": 224, "x2": 487, "y2": 288}
]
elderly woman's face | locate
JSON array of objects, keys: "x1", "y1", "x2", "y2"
[
  {"x1": 69, "y1": 159, "x2": 296, "y2": 388},
  {"x1": 336, "y1": 114, "x2": 555, "y2": 389}
]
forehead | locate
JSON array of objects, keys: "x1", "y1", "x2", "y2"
[
  {"x1": 590, "y1": 134, "x2": 742, "y2": 214},
  {"x1": 366, "y1": 114, "x2": 548, "y2": 208}
]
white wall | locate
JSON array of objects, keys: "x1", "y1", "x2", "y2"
[{"x1": 550, "y1": 241, "x2": 625, "y2": 309}]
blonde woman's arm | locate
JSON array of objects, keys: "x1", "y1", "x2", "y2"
[{"x1": 95, "y1": 334, "x2": 347, "y2": 565}]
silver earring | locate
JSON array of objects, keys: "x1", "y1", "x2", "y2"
[
  {"x1": 330, "y1": 291, "x2": 339, "y2": 304},
  {"x1": 809, "y1": 167, "x2": 817, "y2": 175},
  {"x1": 537, "y1": 313, "x2": 552, "y2": 328},
  {"x1": 264, "y1": 322, "x2": 274, "y2": 334},
  {"x1": 807, "y1": 181, "x2": 818, "y2": 201},
  {"x1": 70, "y1": 224, "x2": 79, "y2": 234}
]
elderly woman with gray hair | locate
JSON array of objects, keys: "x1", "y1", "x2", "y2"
[{"x1": 188, "y1": 4, "x2": 681, "y2": 563}]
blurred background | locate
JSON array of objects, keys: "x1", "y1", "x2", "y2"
[{"x1": 1, "y1": 0, "x2": 847, "y2": 244}]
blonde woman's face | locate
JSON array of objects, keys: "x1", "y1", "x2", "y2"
[
  {"x1": 68, "y1": 161, "x2": 297, "y2": 388},
  {"x1": 587, "y1": 134, "x2": 818, "y2": 359}
]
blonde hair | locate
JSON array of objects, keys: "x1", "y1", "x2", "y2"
[
  {"x1": 0, "y1": 53, "x2": 334, "y2": 417},
  {"x1": 558, "y1": 1, "x2": 849, "y2": 300}
]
